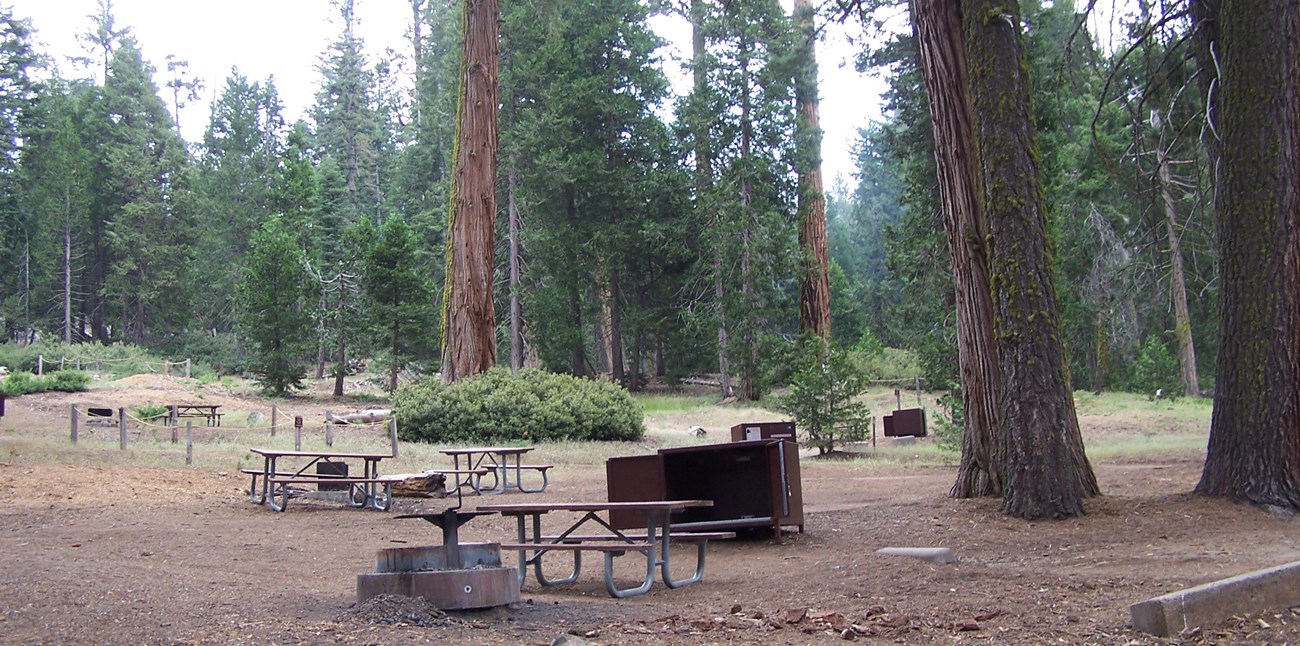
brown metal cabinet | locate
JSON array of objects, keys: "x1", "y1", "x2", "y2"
[
  {"x1": 728, "y1": 420, "x2": 797, "y2": 442},
  {"x1": 606, "y1": 439, "x2": 803, "y2": 536},
  {"x1": 883, "y1": 407, "x2": 927, "y2": 437}
]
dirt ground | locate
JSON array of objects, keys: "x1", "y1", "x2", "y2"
[{"x1": 1, "y1": 375, "x2": 1298, "y2": 645}]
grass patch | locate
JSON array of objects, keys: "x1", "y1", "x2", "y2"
[
  {"x1": 636, "y1": 394, "x2": 715, "y2": 414},
  {"x1": 1084, "y1": 433, "x2": 1207, "y2": 459}
]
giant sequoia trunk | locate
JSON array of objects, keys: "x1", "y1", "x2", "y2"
[
  {"x1": 794, "y1": 0, "x2": 831, "y2": 339},
  {"x1": 439, "y1": 0, "x2": 500, "y2": 384},
  {"x1": 963, "y1": 0, "x2": 1098, "y2": 519},
  {"x1": 912, "y1": 0, "x2": 1002, "y2": 498},
  {"x1": 1195, "y1": 0, "x2": 1300, "y2": 509},
  {"x1": 690, "y1": 0, "x2": 734, "y2": 399}
]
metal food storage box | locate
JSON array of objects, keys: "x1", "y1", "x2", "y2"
[{"x1": 605, "y1": 439, "x2": 803, "y2": 537}]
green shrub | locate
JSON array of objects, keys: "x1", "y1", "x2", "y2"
[
  {"x1": 393, "y1": 368, "x2": 645, "y2": 444},
  {"x1": 49, "y1": 370, "x2": 92, "y2": 392},
  {"x1": 0, "y1": 370, "x2": 91, "y2": 396},
  {"x1": 133, "y1": 403, "x2": 169, "y2": 420},
  {"x1": 1125, "y1": 335, "x2": 1179, "y2": 396},
  {"x1": 0, "y1": 371, "x2": 37, "y2": 395},
  {"x1": 931, "y1": 390, "x2": 963, "y2": 453},
  {"x1": 773, "y1": 336, "x2": 872, "y2": 455}
]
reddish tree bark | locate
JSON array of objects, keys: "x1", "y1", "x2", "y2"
[
  {"x1": 794, "y1": 0, "x2": 831, "y2": 339},
  {"x1": 440, "y1": 0, "x2": 500, "y2": 384},
  {"x1": 912, "y1": 0, "x2": 1002, "y2": 498}
]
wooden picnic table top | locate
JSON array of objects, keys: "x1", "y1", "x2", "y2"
[
  {"x1": 170, "y1": 404, "x2": 221, "y2": 412},
  {"x1": 248, "y1": 448, "x2": 394, "y2": 460},
  {"x1": 440, "y1": 446, "x2": 534, "y2": 456},
  {"x1": 477, "y1": 499, "x2": 713, "y2": 515}
]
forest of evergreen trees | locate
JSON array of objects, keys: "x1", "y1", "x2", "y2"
[{"x1": 0, "y1": 0, "x2": 1217, "y2": 400}]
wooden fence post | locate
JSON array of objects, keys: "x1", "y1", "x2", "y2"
[
  {"x1": 70, "y1": 405, "x2": 79, "y2": 444},
  {"x1": 171, "y1": 421, "x2": 178, "y2": 444},
  {"x1": 37, "y1": 355, "x2": 43, "y2": 376},
  {"x1": 185, "y1": 421, "x2": 193, "y2": 466},
  {"x1": 118, "y1": 407, "x2": 127, "y2": 450},
  {"x1": 184, "y1": 359, "x2": 191, "y2": 379},
  {"x1": 294, "y1": 424, "x2": 302, "y2": 451},
  {"x1": 325, "y1": 423, "x2": 334, "y2": 447},
  {"x1": 271, "y1": 405, "x2": 278, "y2": 437},
  {"x1": 389, "y1": 418, "x2": 399, "y2": 457}
]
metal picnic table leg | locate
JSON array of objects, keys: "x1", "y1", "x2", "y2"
[
  {"x1": 510, "y1": 514, "x2": 529, "y2": 587},
  {"x1": 253, "y1": 456, "x2": 274, "y2": 505},
  {"x1": 656, "y1": 514, "x2": 708, "y2": 589},
  {"x1": 266, "y1": 456, "x2": 288, "y2": 512},
  {"x1": 520, "y1": 512, "x2": 582, "y2": 587},
  {"x1": 604, "y1": 511, "x2": 656, "y2": 598},
  {"x1": 366, "y1": 459, "x2": 391, "y2": 511}
]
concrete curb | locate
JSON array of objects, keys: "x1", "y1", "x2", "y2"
[
  {"x1": 875, "y1": 546, "x2": 958, "y2": 564},
  {"x1": 1129, "y1": 559, "x2": 1300, "y2": 636}
]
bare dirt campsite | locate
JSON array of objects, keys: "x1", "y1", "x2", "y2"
[{"x1": 1, "y1": 374, "x2": 1298, "y2": 645}]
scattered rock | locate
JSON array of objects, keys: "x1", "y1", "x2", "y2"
[
  {"x1": 552, "y1": 635, "x2": 596, "y2": 646},
  {"x1": 874, "y1": 613, "x2": 910, "y2": 628},
  {"x1": 824, "y1": 612, "x2": 851, "y2": 632},
  {"x1": 723, "y1": 616, "x2": 760, "y2": 630},
  {"x1": 784, "y1": 607, "x2": 809, "y2": 624}
]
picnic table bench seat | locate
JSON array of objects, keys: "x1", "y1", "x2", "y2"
[
  {"x1": 535, "y1": 531, "x2": 736, "y2": 543},
  {"x1": 513, "y1": 464, "x2": 553, "y2": 493},
  {"x1": 262, "y1": 475, "x2": 397, "y2": 512},
  {"x1": 499, "y1": 529, "x2": 735, "y2": 595}
]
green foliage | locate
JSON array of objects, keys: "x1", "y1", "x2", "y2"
[
  {"x1": 362, "y1": 216, "x2": 435, "y2": 390},
  {"x1": 773, "y1": 337, "x2": 872, "y2": 455},
  {"x1": 0, "y1": 371, "x2": 34, "y2": 395},
  {"x1": 393, "y1": 368, "x2": 645, "y2": 444},
  {"x1": 236, "y1": 216, "x2": 318, "y2": 396},
  {"x1": 49, "y1": 370, "x2": 91, "y2": 391},
  {"x1": 132, "y1": 403, "x2": 168, "y2": 420},
  {"x1": 849, "y1": 345, "x2": 921, "y2": 382},
  {"x1": 0, "y1": 340, "x2": 196, "y2": 378},
  {"x1": 0, "y1": 370, "x2": 90, "y2": 395},
  {"x1": 1125, "y1": 335, "x2": 1179, "y2": 396},
  {"x1": 930, "y1": 390, "x2": 964, "y2": 453}
]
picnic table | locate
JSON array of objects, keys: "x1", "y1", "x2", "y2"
[
  {"x1": 477, "y1": 500, "x2": 733, "y2": 598},
  {"x1": 245, "y1": 448, "x2": 395, "y2": 512},
  {"x1": 440, "y1": 446, "x2": 551, "y2": 494},
  {"x1": 168, "y1": 404, "x2": 222, "y2": 426}
]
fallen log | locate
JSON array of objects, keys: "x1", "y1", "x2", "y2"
[
  {"x1": 325, "y1": 409, "x2": 392, "y2": 424},
  {"x1": 386, "y1": 471, "x2": 449, "y2": 498}
]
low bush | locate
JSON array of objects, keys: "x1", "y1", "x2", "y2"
[
  {"x1": 773, "y1": 336, "x2": 872, "y2": 455},
  {"x1": 48, "y1": 370, "x2": 92, "y2": 392},
  {"x1": 393, "y1": 368, "x2": 645, "y2": 444},
  {"x1": 0, "y1": 370, "x2": 91, "y2": 396}
]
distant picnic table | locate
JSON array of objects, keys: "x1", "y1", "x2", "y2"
[
  {"x1": 168, "y1": 404, "x2": 222, "y2": 427},
  {"x1": 245, "y1": 448, "x2": 395, "y2": 512}
]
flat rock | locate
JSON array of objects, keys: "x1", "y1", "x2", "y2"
[{"x1": 875, "y1": 546, "x2": 957, "y2": 564}]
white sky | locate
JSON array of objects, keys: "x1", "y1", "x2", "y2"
[{"x1": 8, "y1": 0, "x2": 882, "y2": 185}]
